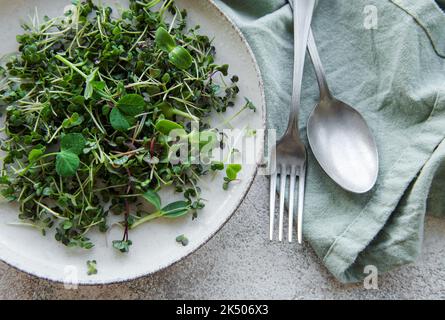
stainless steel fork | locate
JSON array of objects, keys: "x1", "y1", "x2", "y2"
[{"x1": 269, "y1": 0, "x2": 315, "y2": 243}]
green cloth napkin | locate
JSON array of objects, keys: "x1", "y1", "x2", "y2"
[{"x1": 214, "y1": 0, "x2": 445, "y2": 283}]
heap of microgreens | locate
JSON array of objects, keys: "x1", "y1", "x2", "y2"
[{"x1": 0, "y1": 0, "x2": 255, "y2": 252}]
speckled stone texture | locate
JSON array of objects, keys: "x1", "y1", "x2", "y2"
[{"x1": 0, "y1": 175, "x2": 444, "y2": 299}]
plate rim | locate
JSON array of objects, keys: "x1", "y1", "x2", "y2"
[{"x1": 0, "y1": 0, "x2": 266, "y2": 285}]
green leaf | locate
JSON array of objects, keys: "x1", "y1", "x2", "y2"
[
  {"x1": 159, "y1": 101, "x2": 174, "y2": 118},
  {"x1": 91, "y1": 81, "x2": 106, "y2": 91},
  {"x1": 86, "y1": 68, "x2": 98, "y2": 83},
  {"x1": 216, "y1": 64, "x2": 229, "y2": 76},
  {"x1": 146, "y1": 85, "x2": 161, "y2": 95},
  {"x1": 42, "y1": 187, "x2": 53, "y2": 196},
  {"x1": 113, "y1": 156, "x2": 129, "y2": 166},
  {"x1": 161, "y1": 201, "x2": 190, "y2": 218},
  {"x1": 150, "y1": 68, "x2": 162, "y2": 78},
  {"x1": 168, "y1": 46, "x2": 193, "y2": 70},
  {"x1": 155, "y1": 119, "x2": 184, "y2": 135},
  {"x1": 155, "y1": 27, "x2": 176, "y2": 52},
  {"x1": 62, "y1": 112, "x2": 84, "y2": 128},
  {"x1": 176, "y1": 234, "x2": 189, "y2": 246},
  {"x1": 210, "y1": 161, "x2": 224, "y2": 171},
  {"x1": 161, "y1": 73, "x2": 170, "y2": 83},
  {"x1": 84, "y1": 82, "x2": 94, "y2": 100},
  {"x1": 71, "y1": 95, "x2": 85, "y2": 105},
  {"x1": 56, "y1": 151, "x2": 80, "y2": 177},
  {"x1": 116, "y1": 94, "x2": 145, "y2": 116},
  {"x1": 142, "y1": 189, "x2": 161, "y2": 210},
  {"x1": 110, "y1": 107, "x2": 130, "y2": 131},
  {"x1": 86, "y1": 260, "x2": 98, "y2": 276},
  {"x1": 62, "y1": 220, "x2": 73, "y2": 230},
  {"x1": 226, "y1": 164, "x2": 242, "y2": 181},
  {"x1": 84, "y1": 68, "x2": 98, "y2": 100},
  {"x1": 112, "y1": 240, "x2": 132, "y2": 253},
  {"x1": 28, "y1": 149, "x2": 44, "y2": 163},
  {"x1": 60, "y1": 133, "x2": 86, "y2": 155}
]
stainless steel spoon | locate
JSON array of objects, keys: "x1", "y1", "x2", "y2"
[{"x1": 289, "y1": 0, "x2": 379, "y2": 193}]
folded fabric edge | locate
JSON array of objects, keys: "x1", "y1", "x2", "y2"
[
  {"x1": 342, "y1": 234, "x2": 423, "y2": 283},
  {"x1": 344, "y1": 136, "x2": 445, "y2": 282},
  {"x1": 390, "y1": 0, "x2": 445, "y2": 58},
  {"x1": 323, "y1": 93, "x2": 445, "y2": 283}
]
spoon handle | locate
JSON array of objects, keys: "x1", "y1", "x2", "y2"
[
  {"x1": 285, "y1": 0, "x2": 316, "y2": 136},
  {"x1": 307, "y1": 30, "x2": 332, "y2": 100}
]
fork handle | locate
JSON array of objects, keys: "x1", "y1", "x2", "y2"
[{"x1": 285, "y1": 0, "x2": 316, "y2": 136}]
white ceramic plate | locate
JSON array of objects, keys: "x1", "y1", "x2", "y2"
[{"x1": 0, "y1": 0, "x2": 265, "y2": 284}]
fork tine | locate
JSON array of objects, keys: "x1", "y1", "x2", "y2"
[
  {"x1": 269, "y1": 170, "x2": 277, "y2": 241},
  {"x1": 297, "y1": 164, "x2": 307, "y2": 244},
  {"x1": 288, "y1": 166, "x2": 297, "y2": 243},
  {"x1": 278, "y1": 164, "x2": 287, "y2": 242}
]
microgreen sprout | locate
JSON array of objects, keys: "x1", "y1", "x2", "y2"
[
  {"x1": 176, "y1": 234, "x2": 189, "y2": 246},
  {"x1": 87, "y1": 260, "x2": 98, "y2": 275}
]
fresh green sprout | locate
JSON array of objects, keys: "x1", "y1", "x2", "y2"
[
  {"x1": 176, "y1": 234, "x2": 188, "y2": 246},
  {"x1": 0, "y1": 0, "x2": 255, "y2": 252},
  {"x1": 86, "y1": 259, "x2": 98, "y2": 275}
]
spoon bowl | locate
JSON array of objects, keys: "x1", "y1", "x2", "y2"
[{"x1": 307, "y1": 97, "x2": 378, "y2": 193}]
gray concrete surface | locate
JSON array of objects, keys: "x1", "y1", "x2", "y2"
[{"x1": 1, "y1": 175, "x2": 445, "y2": 299}]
